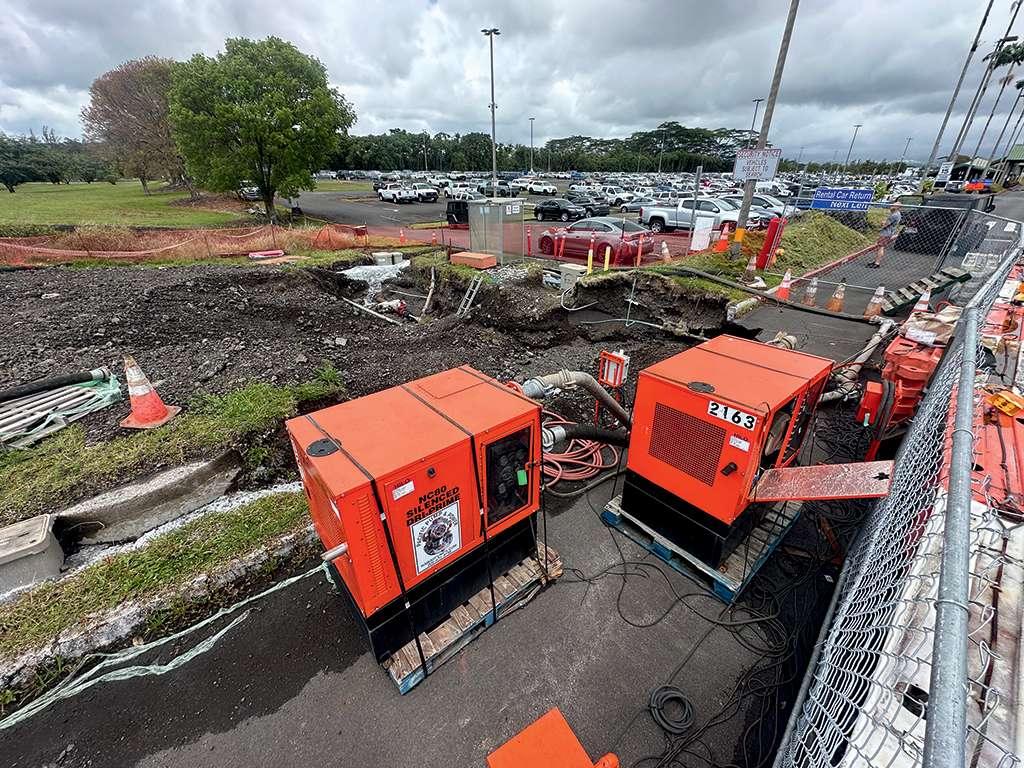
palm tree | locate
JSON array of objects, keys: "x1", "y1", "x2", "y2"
[
  {"x1": 972, "y1": 42, "x2": 1024, "y2": 175},
  {"x1": 988, "y1": 78, "x2": 1024, "y2": 182}
]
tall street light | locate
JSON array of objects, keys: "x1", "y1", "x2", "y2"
[
  {"x1": 482, "y1": 28, "x2": 500, "y2": 194},
  {"x1": 747, "y1": 99, "x2": 765, "y2": 149},
  {"x1": 529, "y1": 117, "x2": 535, "y2": 174},
  {"x1": 844, "y1": 124, "x2": 863, "y2": 174},
  {"x1": 897, "y1": 137, "x2": 912, "y2": 178}
]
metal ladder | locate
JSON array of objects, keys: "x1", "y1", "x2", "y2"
[{"x1": 458, "y1": 275, "x2": 485, "y2": 317}]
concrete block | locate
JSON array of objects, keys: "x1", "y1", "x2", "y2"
[
  {"x1": 559, "y1": 263, "x2": 588, "y2": 292},
  {"x1": 58, "y1": 450, "x2": 244, "y2": 544},
  {"x1": 0, "y1": 514, "x2": 63, "y2": 593},
  {"x1": 451, "y1": 252, "x2": 497, "y2": 269},
  {"x1": 372, "y1": 251, "x2": 394, "y2": 266}
]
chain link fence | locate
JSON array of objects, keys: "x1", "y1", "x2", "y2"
[{"x1": 775, "y1": 214, "x2": 1023, "y2": 768}]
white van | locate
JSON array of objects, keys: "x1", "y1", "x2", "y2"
[{"x1": 755, "y1": 181, "x2": 790, "y2": 198}]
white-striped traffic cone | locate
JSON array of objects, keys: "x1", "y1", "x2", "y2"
[
  {"x1": 912, "y1": 289, "x2": 931, "y2": 314},
  {"x1": 801, "y1": 277, "x2": 818, "y2": 307},
  {"x1": 121, "y1": 355, "x2": 181, "y2": 429},
  {"x1": 864, "y1": 284, "x2": 885, "y2": 319},
  {"x1": 776, "y1": 269, "x2": 792, "y2": 301}
]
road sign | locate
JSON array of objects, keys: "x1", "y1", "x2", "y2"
[
  {"x1": 810, "y1": 188, "x2": 874, "y2": 211},
  {"x1": 936, "y1": 162, "x2": 954, "y2": 183},
  {"x1": 732, "y1": 149, "x2": 783, "y2": 181}
]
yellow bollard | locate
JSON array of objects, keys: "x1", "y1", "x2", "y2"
[{"x1": 604, "y1": 245, "x2": 611, "y2": 272}]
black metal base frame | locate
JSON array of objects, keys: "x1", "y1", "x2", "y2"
[
  {"x1": 620, "y1": 470, "x2": 767, "y2": 569},
  {"x1": 329, "y1": 513, "x2": 537, "y2": 663}
]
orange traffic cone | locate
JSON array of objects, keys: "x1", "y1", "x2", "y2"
[
  {"x1": 431, "y1": 231, "x2": 437, "y2": 246},
  {"x1": 121, "y1": 355, "x2": 180, "y2": 429},
  {"x1": 399, "y1": 228, "x2": 405, "y2": 243},
  {"x1": 776, "y1": 269, "x2": 792, "y2": 301},
  {"x1": 661, "y1": 240, "x2": 671, "y2": 263},
  {"x1": 912, "y1": 289, "x2": 931, "y2": 314},
  {"x1": 864, "y1": 284, "x2": 885, "y2": 319},
  {"x1": 826, "y1": 279, "x2": 847, "y2": 313},
  {"x1": 587, "y1": 232, "x2": 596, "y2": 265},
  {"x1": 801, "y1": 277, "x2": 818, "y2": 307},
  {"x1": 714, "y1": 223, "x2": 731, "y2": 253}
]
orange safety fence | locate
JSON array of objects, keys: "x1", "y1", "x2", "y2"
[{"x1": 0, "y1": 224, "x2": 366, "y2": 267}]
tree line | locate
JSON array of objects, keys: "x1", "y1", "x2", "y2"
[{"x1": 334, "y1": 123, "x2": 756, "y2": 174}]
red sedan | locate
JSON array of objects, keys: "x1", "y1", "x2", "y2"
[{"x1": 537, "y1": 217, "x2": 655, "y2": 265}]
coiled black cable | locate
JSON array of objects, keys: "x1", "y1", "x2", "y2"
[{"x1": 649, "y1": 685, "x2": 695, "y2": 735}]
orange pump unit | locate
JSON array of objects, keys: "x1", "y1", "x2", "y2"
[
  {"x1": 286, "y1": 366, "x2": 541, "y2": 661},
  {"x1": 621, "y1": 336, "x2": 833, "y2": 568}
]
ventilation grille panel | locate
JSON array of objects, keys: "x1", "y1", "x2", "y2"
[{"x1": 649, "y1": 402, "x2": 726, "y2": 486}]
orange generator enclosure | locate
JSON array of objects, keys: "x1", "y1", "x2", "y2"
[
  {"x1": 621, "y1": 336, "x2": 832, "y2": 567},
  {"x1": 286, "y1": 366, "x2": 541, "y2": 662}
]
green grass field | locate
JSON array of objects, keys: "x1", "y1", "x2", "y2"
[
  {"x1": 0, "y1": 182, "x2": 240, "y2": 228},
  {"x1": 311, "y1": 180, "x2": 374, "y2": 192}
]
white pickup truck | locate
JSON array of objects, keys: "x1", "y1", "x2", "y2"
[
  {"x1": 527, "y1": 180, "x2": 558, "y2": 195},
  {"x1": 378, "y1": 184, "x2": 417, "y2": 203}
]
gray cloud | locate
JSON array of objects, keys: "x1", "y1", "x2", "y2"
[{"x1": 0, "y1": 0, "x2": 1019, "y2": 164}]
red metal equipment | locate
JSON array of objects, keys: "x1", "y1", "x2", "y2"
[
  {"x1": 881, "y1": 336, "x2": 943, "y2": 423},
  {"x1": 488, "y1": 708, "x2": 618, "y2": 768},
  {"x1": 286, "y1": 366, "x2": 542, "y2": 662},
  {"x1": 621, "y1": 336, "x2": 832, "y2": 567},
  {"x1": 756, "y1": 217, "x2": 786, "y2": 270}
]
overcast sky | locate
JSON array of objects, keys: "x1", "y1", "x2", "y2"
[{"x1": 0, "y1": 0, "x2": 1018, "y2": 165}]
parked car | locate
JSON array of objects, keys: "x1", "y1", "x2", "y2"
[
  {"x1": 719, "y1": 193, "x2": 788, "y2": 218},
  {"x1": 534, "y1": 198, "x2": 587, "y2": 222},
  {"x1": 561, "y1": 193, "x2": 610, "y2": 217},
  {"x1": 478, "y1": 180, "x2": 518, "y2": 197},
  {"x1": 537, "y1": 217, "x2": 655, "y2": 263},
  {"x1": 453, "y1": 188, "x2": 486, "y2": 201},
  {"x1": 619, "y1": 196, "x2": 658, "y2": 213},
  {"x1": 527, "y1": 180, "x2": 558, "y2": 196},
  {"x1": 446, "y1": 200, "x2": 471, "y2": 226},
  {"x1": 236, "y1": 186, "x2": 262, "y2": 201},
  {"x1": 378, "y1": 183, "x2": 417, "y2": 203},
  {"x1": 410, "y1": 183, "x2": 439, "y2": 202},
  {"x1": 600, "y1": 186, "x2": 634, "y2": 206}
]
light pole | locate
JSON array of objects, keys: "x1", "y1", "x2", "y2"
[
  {"x1": 748, "y1": 99, "x2": 765, "y2": 149},
  {"x1": 482, "y1": 28, "x2": 500, "y2": 194},
  {"x1": 844, "y1": 124, "x2": 862, "y2": 175},
  {"x1": 897, "y1": 137, "x2": 912, "y2": 179},
  {"x1": 529, "y1": 117, "x2": 535, "y2": 174}
]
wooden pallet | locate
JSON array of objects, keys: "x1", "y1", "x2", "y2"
[
  {"x1": 601, "y1": 495, "x2": 800, "y2": 601},
  {"x1": 384, "y1": 542, "x2": 562, "y2": 693},
  {"x1": 881, "y1": 267, "x2": 971, "y2": 315}
]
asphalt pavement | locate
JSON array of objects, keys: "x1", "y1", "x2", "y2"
[{"x1": 2, "y1": 482, "x2": 766, "y2": 768}]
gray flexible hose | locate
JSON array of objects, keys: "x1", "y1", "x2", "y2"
[{"x1": 521, "y1": 370, "x2": 632, "y2": 427}]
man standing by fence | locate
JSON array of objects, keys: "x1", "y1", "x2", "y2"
[{"x1": 869, "y1": 201, "x2": 902, "y2": 268}]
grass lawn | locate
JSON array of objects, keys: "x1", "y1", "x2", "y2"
[
  {"x1": 0, "y1": 182, "x2": 240, "y2": 228},
  {"x1": 0, "y1": 379, "x2": 342, "y2": 527},
  {"x1": 311, "y1": 180, "x2": 374, "y2": 192}
]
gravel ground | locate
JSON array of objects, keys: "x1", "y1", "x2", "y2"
[{"x1": 1, "y1": 259, "x2": 707, "y2": 450}]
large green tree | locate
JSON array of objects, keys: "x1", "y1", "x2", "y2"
[{"x1": 169, "y1": 37, "x2": 355, "y2": 222}]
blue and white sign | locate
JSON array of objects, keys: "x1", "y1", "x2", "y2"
[{"x1": 810, "y1": 188, "x2": 874, "y2": 211}]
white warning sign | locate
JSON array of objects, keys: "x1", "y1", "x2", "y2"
[{"x1": 411, "y1": 501, "x2": 461, "y2": 574}]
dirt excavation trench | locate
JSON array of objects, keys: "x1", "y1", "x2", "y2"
[
  {"x1": 4, "y1": 258, "x2": 746, "y2": 443},
  {"x1": 1, "y1": 256, "x2": 758, "y2": 560}
]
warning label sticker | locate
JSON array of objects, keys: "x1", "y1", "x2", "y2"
[
  {"x1": 392, "y1": 479, "x2": 415, "y2": 501},
  {"x1": 411, "y1": 501, "x2": 461, "y2": 574}
]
